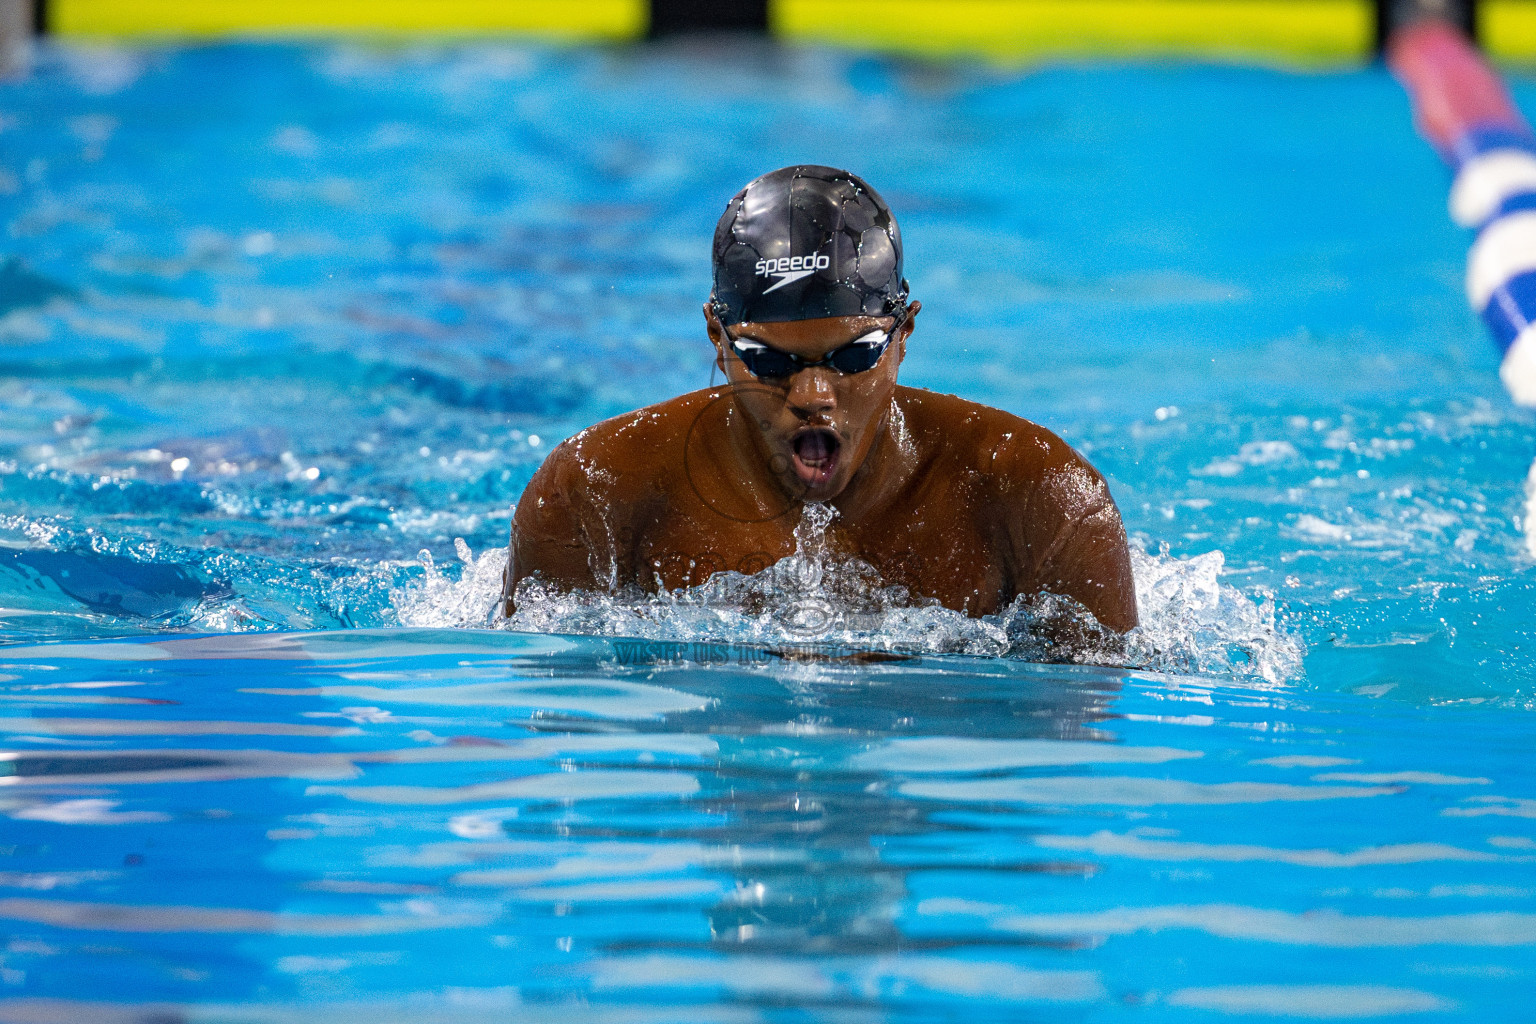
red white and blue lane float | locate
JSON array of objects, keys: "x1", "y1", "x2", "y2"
[
  {"x1": 1387, "y1": 9, "x2": 1536, "y2": 552},
  {"x1": 1389, "y1": 14, "x2": 1536, "y2": 403}
]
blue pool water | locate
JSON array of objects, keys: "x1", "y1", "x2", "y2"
[{"x1": 0, "y1": 39, "x2": 1533, "y2": 1020}]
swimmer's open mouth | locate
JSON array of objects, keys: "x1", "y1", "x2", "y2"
[{"x1": 791, "y1": 427, "x2": 841, "y2": 488}]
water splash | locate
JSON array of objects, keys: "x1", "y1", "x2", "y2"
[
  {"x1": 388, "y1": 537, "x2": 507, "y2": 630},
  {"x1": 2, "y1": 500, "x2": 1302, "y2": 681},
  {"x1": 393, "y1": 505, "x2": 1304, "y2": 684},
  {"x1": 1121, "y1": 545, "x2": 1302, "y2": 685}
]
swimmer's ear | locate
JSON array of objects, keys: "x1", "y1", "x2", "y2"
[
  {"x1": 896, "y1": 300, "x2": 920, "y2": 365},
  {"x1": 703, "y1": 301, "x2": 728, "y2": 374}
]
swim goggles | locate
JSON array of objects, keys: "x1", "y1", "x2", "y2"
[{"x1": 720, "y1": 307, "x2": 907, "y2": 380}]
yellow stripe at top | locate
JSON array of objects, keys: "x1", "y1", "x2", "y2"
[
  {"x1": 773, "y1": 0, "x2": 1373, "y2": 65},
  {"x1": 1485, "y1": 1, "x2": 1536, "y2": 63},
  {"x1": 53, "y1": 0, "x2": 648, "y2": 39},
  {"x1": 49, "y1": 0, "x2": 1433, "y2": 66}
]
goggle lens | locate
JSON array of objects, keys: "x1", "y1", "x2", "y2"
[
  {"x1": 738, "y1": 347, "x2": 798, "y2": 378},
  {"x1": 827, "y1": 337, "x2": 887, "y2": 373},
  {"x1": 730, "y1": 328, "x2": 892, "y2": 380}
]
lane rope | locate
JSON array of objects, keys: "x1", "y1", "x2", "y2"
[{"x1": 1390, "y1": 17, "x2": 1536, "y2": 405}]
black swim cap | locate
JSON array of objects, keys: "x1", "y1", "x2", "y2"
[{"x1": 710, "y1": 165, "x2": 908, "y2": 325}]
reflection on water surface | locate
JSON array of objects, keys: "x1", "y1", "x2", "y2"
[{"x1": 0, "y1": 629, "x2": 1528, "y2": 1021}]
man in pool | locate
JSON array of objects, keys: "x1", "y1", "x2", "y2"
[{"x1": 501, "y1": 165, "x2": 1138, "y2": 632}]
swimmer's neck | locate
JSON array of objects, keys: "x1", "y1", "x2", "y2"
[{"x1": 828, "y1": 398, "x2": 919, "y2": 520}]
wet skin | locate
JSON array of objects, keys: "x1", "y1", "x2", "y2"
[{"x1": 503, "y1": 302, "x2": 1139, "y2": 631}]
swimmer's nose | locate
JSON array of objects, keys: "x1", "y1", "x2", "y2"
[{"x1": 786, "y1": 367, "x2": 836, "y2": 418}]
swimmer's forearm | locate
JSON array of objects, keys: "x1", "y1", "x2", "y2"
[
  {"x1": 1042, "y1": 509, "x2": 1138, "y2": 632},
  {"x1": 1013, "y1": 490, "x2": 1137, "y2": 633},
  {"x1": 504, "y1": 533, "x2": 602, "y2": 609}
]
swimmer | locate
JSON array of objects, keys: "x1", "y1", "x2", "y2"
[{"x1": 503, "y1": 165, "x2": 1137, "y2": 632}]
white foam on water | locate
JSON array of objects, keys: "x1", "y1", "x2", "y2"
[
  {"x1": 390, "y1": 506, "x2": 1303, "y2": 683},
  {"x1": 389, "y1": 538, "x2": 508, "y2": 632},
  {"x1": 1121, "y1": 544, "x2": 1303, "y2": 684}
]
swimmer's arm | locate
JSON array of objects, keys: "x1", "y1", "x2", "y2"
[
  {"x1": 1004, "y1": 439, "x2": 1139, "y2": 633},
  {"x1": 1034, "y1": 498, "x2": 1138, "y2": 633},
  {"x1": 501, "y1": 451, "x2": 609, "y2": 615}
]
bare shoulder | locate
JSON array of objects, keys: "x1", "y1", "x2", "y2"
[
  {"x1": 894, "y1": 387, "x2": 1134, "y2": 630},
  {"x1": 533, "y1": 388, "x2": 724, "y2": 495},
  {"x1": 508, "y1": 390, "x2": 723, "y2": 603},
  {"x1": 893, "y1": 386, "x2": 1101, "y2": 493}
]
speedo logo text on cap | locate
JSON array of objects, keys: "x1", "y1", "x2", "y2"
[{"x1": 756, "y1": 252, "x2": 832, "y2": 294}]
